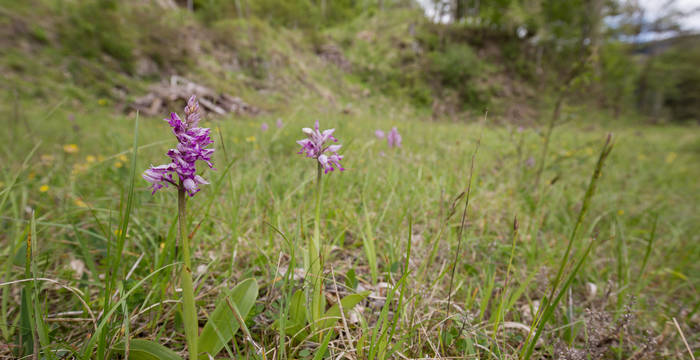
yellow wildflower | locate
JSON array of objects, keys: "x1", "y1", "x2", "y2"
[
  {"x1": 114, "y1": 229, "x2": 129, "y2": 238},
  {"x1": 665, "y1": 152, "x2": 677, "y2": 164},
  {"x1": 118, "y1": 154, "x2": 128, "y2": 162},
  {"x1": 114, "y1": 161, "x2": 123, "y2": 169},
  {"x1": 74, "y1": 199, "x2": 87, "y2": 208},
  {"x1": 86, "y1": 155, "x2": 96, "y2": 163},
  {"x1": 63, "y1": 144, "x2": 79, "y2": 154},
  {"x1": 72, "y1": 163, "x2": 87, "y2": 175},
  {"x1": 246, "y1": 136, "x2": 256, "y2": 143},
  {"x1": 98, "y1": 99, "x2": 108, "y2": 106},
  {"x1": 39, "y1": 185, "x2": 49, "y2": 193},
  {"x1": 114, "y1": 229, "x2": 120, "y2": 236},
  {"x1": 618, "y1": 210, "x2": 624, "y2": 216}
]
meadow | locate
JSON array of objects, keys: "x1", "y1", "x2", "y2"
[{"x1": 1, "y1": 94, "x2": 698, "y2": 358}]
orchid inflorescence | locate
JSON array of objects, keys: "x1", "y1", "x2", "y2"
[
  {"x1": 297, "y1": 120, "x2": 344, "y2": 173},
  {"x1": 387, "y1": 127, "x2": 402, "y2": 147},
  {"x1": 143, "y1": 95, "x2": 214, "y2": 196},
  {"x1": 375, "y1": 127, "x2": 402, "y2": 148}
]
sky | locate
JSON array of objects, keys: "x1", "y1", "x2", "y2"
[
  {"x1": 639, "y1": 0, "x2": 700, "y2": 31},
  {"x1": 416, "y1": 0, "x2": 700, "y2": 32}
]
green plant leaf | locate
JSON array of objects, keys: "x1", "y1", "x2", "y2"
[
  {"x1": 345, "y1": 268, "x2": 358, "y2": 290},
  {"x1": 18, "y1": 287, "x2": 33, "y2": 357},
  {"x1": 198, "y1": 278, "x2": 258, "y2": 359},
  {"x1": 268, "y1": 290, "x2": 308, "y2": 343},
  {"x1": 112, "y1": 339, "x2": 182, "y2": 360},
  {"x1": 315, "y1": 291, "x2": 370, "y2": 335},
  {"x1": 312, "y1": 327, "x2": 333, "y2": 360},
  {"x1": 289, "y1": 289, "x2": 306, "y2": 325}
]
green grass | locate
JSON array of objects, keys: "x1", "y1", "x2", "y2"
[{"x1": 0, "y1": 92, "x2": 698, "y2": 358}]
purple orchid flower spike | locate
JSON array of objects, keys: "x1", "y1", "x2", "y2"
[
  {"x1": 261, "y1": 123, "x2": 269, "y2": 132},
  {"x1": 184, "y1": 95, "x2": 201, "y2": 128},
  {"x1": 297, "y1": 120, "x2": 344, "y2": 174},
  {"x1": 387, "y1": 127, "x2": 402, "y2": 148},
  {"x1": 375, "y1": 130, "x2": 385, "y2": 139},
  {"x1": 143, "y1": 95, "x2": 214, "y2": 196},
  {"x1": 142, "y1": 164, "x2": 176, "y2": 194},
  {"x1": 276, "y1": 118, "x2": 284, "y2": 128}
]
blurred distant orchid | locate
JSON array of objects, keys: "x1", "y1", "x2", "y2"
[
  {"x1": 143, "y1": 95, "x2": 214, "y2": 196},
  {"x1": 387, "y1": 127, "x2": 402, "y2": 148},
  {"x1": 276, "y1": 118, "x2": 284, "y2": 128},
  {"x1": 526, "y1": 156, "x2": 535, "y2": 168},
  {"x1": 261, "y1": 122, "x2": 269, "y2": 132},
  {"x1": 297, "y1": 120, "x2": 344, "y2": 174},
  {"x1": 375, "y1": 127, "x2": 402, "y2": 148}
]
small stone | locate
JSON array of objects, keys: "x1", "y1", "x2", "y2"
[
  {"x1": 69, "y1": 259, "x2": 86, "y2": 278},
  {"x1": 586, "y1": 282, "x2": 598, "y2": 300}
]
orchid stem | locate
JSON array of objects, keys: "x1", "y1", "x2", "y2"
[
  {"x1": 314, "y1": 163, "x2": 322, "y2": 259},
  {"x1": 178, "y1": 187, "x2": 198, "y2": 360},
  {"x1": 309, "y1": 162, "x2": 324, "y2": 332}
]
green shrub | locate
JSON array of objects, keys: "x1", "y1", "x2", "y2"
[
  {"x1": 660, "y1": 45, "x2": 700, "y2": 123},
  {"x1": 639, "y1": 40, "x2": 700, "y2": 123},
  {"x1": 195, "y1": 0, "x2": 366, "y2": 29},
  {"x1": 59, "y1": 0, "x2": 136, "y2": 73},
  {"x1": 210, "y1": 18, "x2": 274, "y2": 79},
  {"x1": 29, "y1": 24, "x2": 49, "y2": 44},
  {"x1": 210, "y1": 17, "x2": 273, "y2": 50},
  {"x1": 428, "y1": 44, "x2": 488, "y2": 108},
  {"x1": 250, "y1": 0, "x2": 320, "y2": 28},
  {"x1": 132, "y1": 9, "x2": 193, "y2": 72},
  {"x1": 599, "y1": 42, "x2": 638, "y2": 116},
  {"x1": 501, "y1": 40, "x2": 534, "y2": 80},
  {"x1": 196, "y1": 0, "x2": 321, "y2": 29},
  {"x1": 193, "y1": 0, "x2": 239, "y2": 24},
  {"x1": 665, "y1": 66, "x2": 700, "y2": 122},
  {"x1": 428, "y1": 44, "x2": 480, "y2": 88}
]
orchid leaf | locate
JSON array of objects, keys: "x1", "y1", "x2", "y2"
[
  {"x1": 112, "y1": 339, "x2": 182, "y2": 360},
  {"x1": 197, "y1": 278, "x2": 258, "y2": 359}
]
